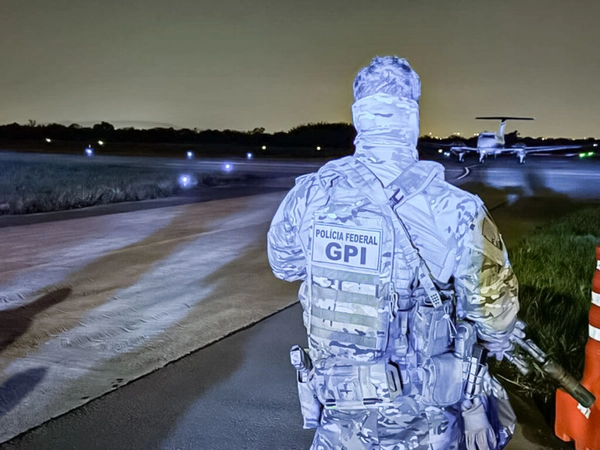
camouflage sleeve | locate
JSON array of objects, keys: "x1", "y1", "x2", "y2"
[
  {"x1": 454, "y1": 201, "x2": 519, "y2": 345},
  {"x1": 267, "y1": 173, "x2": 324, "y2": 282}
]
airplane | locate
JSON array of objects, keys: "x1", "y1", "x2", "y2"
[{"x1": 447, "y1": 117, "x2": 585, "y2": 164}]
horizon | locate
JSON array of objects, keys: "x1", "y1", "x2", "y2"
[{"x1": 1, "y1": 119, "x2": 598, "y2": 141}]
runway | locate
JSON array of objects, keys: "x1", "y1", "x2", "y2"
[{"x1": 0, "y1": 151, "x2": 598, "y2": 447}]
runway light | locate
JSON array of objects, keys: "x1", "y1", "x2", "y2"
[
  {"x1": 246, "y1": 152, "x2": 253, "y2": 159},
  {"x1": 178, "y1": 174, "x2": 197, "y2": 189},
  {"x1": 223, "y1": 163, "x2": 233, "y2": 172},
  {"x1": 187, "y1": 151, "x2": 194, "y2": 159},
  {"x1": 261, "y1": 145, "x2": 267, "y2": 150},
  {"x1": 98, "y1": 140, "x2": 104, "y2": 146},
  {"x1": 588, "y1": 152, "x2": 595, "y2": 157},
  {"x1": 594, "y1": 143, "x2": 598, "y2": 147},
  {"x1": 438, "y1": 149, "x2": 443, "y2": 154},
  {"x1": 316, "y1": 146, "x2": 321, "y2": 151},
  {"x1": 84, "y1": 146, "x2": 94, "y2": 157},
  {"x1": 45, "y1": 138, "x2": 52, "y2": 143}
]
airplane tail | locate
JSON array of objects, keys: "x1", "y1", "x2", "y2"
[{"x1": 476, "y1": 117, "x2": 535, "y2": 138}]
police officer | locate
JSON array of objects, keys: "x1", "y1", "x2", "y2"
[{"x1": 267, "y1": 56, "x2": 519, "y2": 449}]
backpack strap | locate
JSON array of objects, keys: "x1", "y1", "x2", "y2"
[{"x1": 344, "y1": 161, "x2": 443, "y2": 309}]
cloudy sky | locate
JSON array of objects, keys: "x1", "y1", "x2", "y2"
[{"x1": 1, "y1": 0, "x2": 599, "y2": 137}]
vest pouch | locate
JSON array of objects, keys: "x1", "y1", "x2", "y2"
[
  {"x1": 420, "y1": 353, "x2": 463, "y2": 406},
  {"x1": 411, "y1": 297, "x2": 455, "y2": 357},
  {"x1": 316, "y1": 361, "x2": 402, "y2": 410}
]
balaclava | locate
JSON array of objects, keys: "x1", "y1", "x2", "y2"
[{"x1": 351, "y1": 57, "x2": 421, "y2": 186}]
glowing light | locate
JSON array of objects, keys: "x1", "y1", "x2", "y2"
[
  {"x1": 316, "y1": 146, "x2": 321, "y2": 151},
  {"x1": 84, "y1": 147, "x2": 94, "y2": 157},
  {"x1": 588, "y1": 152, "x2": 595, "y2": 157},
  {"x1": 178, "y1": 174, "x2": 197, "y2": 188},
  {"x1": 246, "y1": 152, "x2": 253, "y2": 159},
  {"x1": 438, "y1": 149, "x2": 443, "y2": 154},
  {"x1": 98, "y1": 140, "x2": 104, "y2": 146},
  {"x1": 223, "y1": 163, "x2": 233, "y2": 172},
  {"x1": 45, "y1": 138, "x2": 52, "y2": 143},
  {"x1": 187, "y1": 151, "x2": 194, "y2": 159},
  {"x1": 594, "y1": 144, "x2": 598, "y2": 147},
  {"x1": 261, "y1": 145, "x2": 267, "y2": 150}
]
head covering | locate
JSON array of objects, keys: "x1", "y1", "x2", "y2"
[
  {"x1": 353, "y1": 56, "x2": 421, "y2": 103},
  {"x1": 351, "y1": 57, "x2": 422, "y2": 184}
]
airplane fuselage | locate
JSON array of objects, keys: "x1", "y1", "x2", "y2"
[{"x1": 476, "y1": 131, "x2": 505, "y2": 157}]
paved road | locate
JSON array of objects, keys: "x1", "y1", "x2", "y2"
[{"x1": 2, "y1": 153, "x2": 598, "y2": 449}]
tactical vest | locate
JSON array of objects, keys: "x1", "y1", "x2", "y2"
[
  {"x1": 307, "y1": 179, "x2": 396, "y2": 363},
  {"x1": 306, "y1": 158, "x2": 442, "y2": 362},
  {"x1": 301, "y1": 158, "x2": 465, "y2": 409}
]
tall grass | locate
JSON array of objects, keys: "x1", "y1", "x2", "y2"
[
  {"x1": 499, "y1": 208, "x2": 600, "y2": 413},
  {"x1": 0, "y1": 158, "x2": 246, "y2": 215}
]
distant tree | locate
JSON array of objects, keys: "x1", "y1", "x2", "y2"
[
  {"x1": 505, "y1": 130, "x2": 520, "y2": 146},
  {"x1": 93, "y1": 121, "x2": 115, "y2": 133},
  {"x1": 28, "y1": 119, "x2": 37, "y2": 127}
]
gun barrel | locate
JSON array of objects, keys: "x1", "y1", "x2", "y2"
[
  {"x1": 505, "y1": 352, "x2": 530, "y2": 375},
  {"x1": 543, "y1": 360, "x2": 596, "y2": 408}
]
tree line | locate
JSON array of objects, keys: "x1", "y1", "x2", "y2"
[
  {"x1": 0, "y1": 121, "x2": 357, "y2": 148},
  {"x1": 0, "y1": 121, "x2": 595, "y2": 154}
]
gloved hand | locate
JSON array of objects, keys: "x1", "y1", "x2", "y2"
[
  {"x1": 462, "y1": 397, "x2": 497, "y2": 450},
  {"x1": 482, "y1": 339, "x2": 512, "y2": 361},
  {"x1": 482, "y1": 325, "x2": 525, "y2": 361}
]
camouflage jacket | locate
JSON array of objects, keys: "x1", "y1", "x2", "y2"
[{"x1": 267, "y1": 93, "x2": 519, "y2": 349}]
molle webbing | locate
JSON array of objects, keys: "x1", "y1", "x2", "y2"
[
  {"x1": 310, "y1": 325, "x2": 378, "y2": 349},
  {"x1": 309, "y1": 281, "x2": 387, "y2": 348},
  {"x1": 312, "y1": 265, "x2": 379, "y2": 285},
  {"x1": 312, "y1": 285, "x2": 379, "y2": 307}
]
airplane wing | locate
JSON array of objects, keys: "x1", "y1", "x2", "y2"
[
  {"x1": 417, "y1": 141, "x2": 478, "y2": 152},
  {"x1": 507, "y1": 144, "x2": 585, "y2": 155},
  {"x1": 522, "y1": 144, "x2": 584, "y2": 154},
  {"x1": 450, "y1": 145, "x2": 478, "y2": 153}
]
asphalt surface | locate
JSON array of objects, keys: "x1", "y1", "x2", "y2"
[
  {"x1": 0, "y1": 301, "x2": 574, "y2": 450},
  {"x1": 2, "y1": 152, "x2": 599, "y2": 449}
]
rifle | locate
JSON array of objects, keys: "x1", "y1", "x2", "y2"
[{"x1": 505, "y1": 319, "x2": 595, "y2": 409}]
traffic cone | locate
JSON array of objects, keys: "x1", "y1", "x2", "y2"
[{"x1": 555, "y1": 246, "x2": 600, "y2": 450}]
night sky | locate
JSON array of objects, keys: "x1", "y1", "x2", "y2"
[{"x1": 2, "y1": 0, "x2": 599, "y2": 138}]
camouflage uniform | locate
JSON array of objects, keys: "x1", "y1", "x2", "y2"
[{"x1": 268, "y1": 89, "x2": 519, "y2": 449}]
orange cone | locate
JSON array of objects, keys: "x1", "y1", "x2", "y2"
[{"x1": 555, "y1": 246, "x2": 600, "y2": 450}]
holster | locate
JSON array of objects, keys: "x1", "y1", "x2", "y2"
[
  {"x1": 296, "y1": 376, "x2": 322, "y2": 429},
  {"x1": 290, "y1": 346, "x2": 322, "y2": 429}
]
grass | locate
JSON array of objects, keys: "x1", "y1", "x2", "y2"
[
  {"x1": 497, "y1": 207, "x2": 600, "y2": 417},
  {"x1": 0, "y1": 155, "x2": 248, "y2": 215}
]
